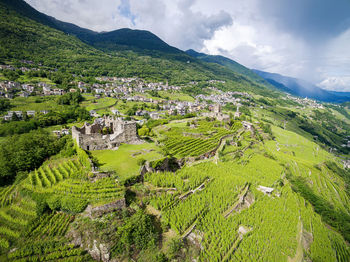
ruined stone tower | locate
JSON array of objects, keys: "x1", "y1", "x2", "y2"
[{"x1": 72, "y1": 116, "x2": 139, "y2": 150}]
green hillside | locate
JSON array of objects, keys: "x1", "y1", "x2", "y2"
[
  {"x1": 1, "y1": 0, "x2": 350, "y2": 261},
  {"x1": 0, "y1": 0, "x2": 281, "y2": 98},
  {"x1": 186, "y1": 49, "x2": 269, "y2": 84}
]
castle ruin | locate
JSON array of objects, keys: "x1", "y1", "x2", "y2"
[
  {"x1": 203, "y1": 104, "x2": 230, "y2": 122},
  {"x1": 72, "y1": 116, "x2": 140, "y2": 150}
]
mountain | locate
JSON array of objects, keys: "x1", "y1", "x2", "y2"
[
  {"x1": 253, "y1": 69, "x2": 350, "y2": 103},
  {"x1": 186, "y1": 49, "x2": 268, "y2": 84},
  {"x1": 329, "y1": 91, "x2": 350, "y2": 98},
  {"x1": 88, "y1": 28, "x2": 182, "y2": 54},
  {"x1": 0, "y1": 0, "x2": 281, "y2": 97},
  {"x1": 0, "y1": 0, "x2": 180, "y2": 54}
]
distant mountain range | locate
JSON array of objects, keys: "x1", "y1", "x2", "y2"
[
  {"x1": 1, "y1": 0, "x2": 349, "y2": 102},
  {"x1": 253, "y1": 70, "x2": 350, "y2": 103}
]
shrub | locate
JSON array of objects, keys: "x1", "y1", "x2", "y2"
[
  {"x1": 166, "y1": 237, "x2": 183, "y2": 259},
  {"x1": 138, "y1": 126, "x2": 150, "y2": 137},
  {"x1": 47, "y1": 195, "x2": 61, "y2": 211},
  {"x1": 114, "y1": 210, "x2": 160, "y2": 254},
  {"x1": 137, "y1": 158, "x2": 146, "y2": 166}
]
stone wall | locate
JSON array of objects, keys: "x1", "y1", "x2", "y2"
[
  {"x1": 123, "y1": 122, "x2": 137, "y2": 142},
  {"x1": 85, "y1": 198, "x2": 126, "y2": 218},
  {"x1": 72, "y1": 117, "x2": 139, "y2": 150}
]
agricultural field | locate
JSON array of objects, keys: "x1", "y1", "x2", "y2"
[
  {"x1": 7, "y1": 96, "x2": 66, "y2": 112},
  {"x1": 143, "y1": 122, "x2": 350, "y2": 261},
  {"x1": 17, "y1": 75, "x2": 55, "y2": 85},
  {"x1": 0, "y1": 151, "x2": 125, "y2": 260},
  {"x1": 158, "y1": 91, "x2": 195, "y2": 102},
  {"x1": 80, "y1": 96, "x2": 117, "y2": 115},
  {"x1": 0, "y1": 111, "x2": 350, "y2": 261},
  {"x1": 114, "y1": 100, "x2": 158, "y2": 115},
  {"x1": 157, "y1": 119, "x2": 241, "y2": 158}
]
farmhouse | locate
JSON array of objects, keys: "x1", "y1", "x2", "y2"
[{"x1": 72, "y1": 116, "x2": 140, "y2": 150}]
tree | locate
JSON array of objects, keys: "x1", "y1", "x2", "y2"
[
  {"x1": 3, "y1": 69, "x2": 19, "y2": 81},
  {"x1": 0, "y1": 130, "x2": 64, "y2": 185},
  {"x1": 57, "y1": 92, "x2": 84, "y2": 105},
  {"x1": 114, "y1": 210, "x2": 160, "y2": 254},
  {"x1": 138, "y1": 126, "x2": 150, "y2": 137},
  {"x1": 0, "y1": 99, "x2": 11, "y2": 112},
  {"x1": 166, "y1": 237, "x2": 183, "y2": 259}
]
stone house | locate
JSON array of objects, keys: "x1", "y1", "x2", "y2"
[
  {"x1": 150, "y1": 112, "x2": 160, "y2": 119},
  {"x1": 26, "y1": 111, "x2": 36, "y2": 117}
]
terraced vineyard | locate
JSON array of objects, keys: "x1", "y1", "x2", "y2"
[
  {"x1": 160, "y1": 120, "x2": 238, "y2": 158},
  {"x1": 0, "y1": 198, "x2": 37, "y2": 253},
  {"x1": 18, "y1": 158, "x2": 124, "y2": 206},
  {"x1": 0, "y1": 185, "x2": 17, "y2": 208},
  {"x1": 1, "y1": 116, "x2": 350, "y2": 261},
  {"x1": 0, "y1": 156, "x2": 123, "y2": 260},
  {"x1": 26, "y1": 212, "x2": 74, "y2": 239},
  {"x1": 26, "y1": 159, "x2": 85, "y2": 188},
  {"x1": 145, "y1": 125, "x2": 350, "y2": 261},
  {"x1": 6, "y1": 241, "x2": 92, "y2": 262},
  {"x1": 40, "y1": 178, "x2": 124, "y2": 204}
]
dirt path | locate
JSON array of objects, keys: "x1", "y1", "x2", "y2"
[
  {"x1": 222, "y1": 183, "x2": 250, "y2": 218},
  {"x1": 179, "y1": 179, "x2": 210, "y2": 200},
  {"x1": 288, "y1": 219, "x2": 304, "y2": 262}
]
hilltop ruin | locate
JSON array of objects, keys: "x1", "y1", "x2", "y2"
[{"x1": 72, "y1": 116, "x2": 140, "y2": 150}]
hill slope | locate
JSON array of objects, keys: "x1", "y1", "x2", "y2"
[
  {"x1": 0, "y1": 0, "x2": 180, "y2": 54},
  {"x1": 1, "y1": 1, "x2": 350, "y2": 261},
  {"x1": 186, "y1": 49, "x2": 268, "y2": 84},
  {"x1": 0, "y1": 0, "x2": 281, "y2": 97}
]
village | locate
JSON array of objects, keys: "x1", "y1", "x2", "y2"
[
  {"x1": 285, "y1": 94, "x2": 325, "y2": 109},
  {"x1": 0, "y1": 64, "x2": 251, "y2": 122}
]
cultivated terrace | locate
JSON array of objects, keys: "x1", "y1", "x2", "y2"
[{"x1": 1, "y1": 1, "x2": 350, "y2": 262}]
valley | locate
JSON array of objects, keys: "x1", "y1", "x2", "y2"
[{"x1": 0, "y1": 0, "x2": 350, "y2": 261}]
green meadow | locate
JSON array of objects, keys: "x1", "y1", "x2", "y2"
[{"x1": 91, "y1": 143, "x2": 163, "y2": 180}]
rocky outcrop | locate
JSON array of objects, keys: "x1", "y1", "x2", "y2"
[
  {"x1": 140, "y1": 157, "x2": 183, "y2": 178},
  {"x1": 85, "y1": 199, "x2": 126, "y2": 218},
  {"x1": 89, "y1": 172, "x2": 111, "y2": 182},
  {"x1": 257, "y1": 185, "x2": 274, "y2": 195},
  {"x1": 89, "y1": 240, "x2": 110, "y2": 262}
]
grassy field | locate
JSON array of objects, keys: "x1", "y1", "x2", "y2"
[
  {"x1": 9, "y1": 96, "x2": 65, "y2": 112},
  {"x1": 92, "y1": 143, "x2": 163, "y2": 179},
  {"x1": 80, "y1": 96, "x2": 117, "y2": 115},
  {"x1": 115, "y1": 100, "x2": 158, "y2": 114},
  {"x1": 158, "y1": 91, "x2": 195, "y2": 102},
  {"x1": 17, "y1": 75, "x2": 55, "y2": 84},
  {"x1": 265, "y1": 125, "x2": 333, "y2": 165},
  {"x1": 42, "y1": 122, "x2": 86, "y2": 133}
]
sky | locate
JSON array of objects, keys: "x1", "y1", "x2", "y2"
[{"x1": 25, "y1": 0, "x2": 350, "y2": 91}]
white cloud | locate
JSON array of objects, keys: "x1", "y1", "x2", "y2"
[
  {"x1": 201, "y1": 9, "x2": 309, "y2": 80},
  {"x1": 26, "y1": 0, "x2": 133, "y2": 31},
  {"x1": 128, "y1": 0, "x2": 233, "y2": 50},
  {"x1": 26, "y1": 0, "x2": 233, "y2": 50},
  {"x1": 318, "y1": 77, "x2": 350, "y2": 92}
]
